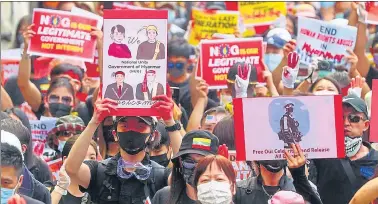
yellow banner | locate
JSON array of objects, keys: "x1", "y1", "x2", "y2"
[
  {"x1": 188, "y1": 9, "x2": 239, "y2": 46},
  {"x1": 238, "y1": 2, "x2": 287, "y2": 25}
]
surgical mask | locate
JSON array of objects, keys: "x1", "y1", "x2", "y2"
[
  {"x1": 345, "y1": 136, "x2": 363, "y2": 157},
  {"x1": 117, "y1": 131, "x2": 150, "y2": 155},
  {"x1": 150, "y1": 153, "x2": 170, "y2": 167},
  {"x1": 49, "y1": 103, "x2": 72, "y2": 117},
  {"x1": 335, "y1": 12, "x2": 345, "y2": 19},
  {"x1": 264, "y1": 53, "x2": 283, "y2": 72},
  {"x1": 258, "y1": 160, "x2": 287, "y2": 173},
  {"x1": 168, "y1": 9, "x2": 176, "y2": 23},
  {"x1": 373, "y1": 54, "x2": 378, "y2": 66},
  {"x1": 1, "y1": 187, "x2": 16, "y2": 204},
  {"x1": 58, "y1": 140, "x2": 66, "y2": 152},
  {"x1": 197, "y1": 181, "x2": 233, "y2": 204},
  {"x1": 320, "y1": 1, "x2": 335, "y2": 8},
  {"x1": 313, "y1": 90, "x2": 338, "y2": 95}
]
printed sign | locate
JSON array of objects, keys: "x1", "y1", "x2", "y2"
[
  {"x1": 1, "y1": 49, "x2": 22, "y2": 84},
  {"x1": 297, "y1": 17, "x2": 357, "y2": 68},
  {"x1": 233, "y1": 95, "x2": 344, "y2": 161},
  {"x1": 30, "y1": 117, "x2": 57, "y2": 157},
  {"x1": 200, "y1": 38, "x2": 263, "y2": 89},
  {"x1": 366, "y1": 2, "x2": 378, "y2": 25},
  {"x1": 188, "y1": 8, "x2": 239, "y2": 46},
  {"x1": 71, "y1": 6, "x2": 103, "y2": 29},
  {"x1": 103, "y1": 9, "x2": 167, "y2": 116},
  {"x1": 84, "y1": 50, "x2": 100, "y2": 78},
  {"x1": 229, "y1": 150, "x2": 252, "y2": 181},
  {"x1": 238, "y1": 2, "x2": 287, "y2": 26},
  {"x1": 370, "y1": 80, "x2": 378, "y2": 142},
  {"x1": 47, "y1": 158, "x2": 63, "y2": 181},
  {"x1": 28, "y1": 8, "x2": 98, "y2": 62}
]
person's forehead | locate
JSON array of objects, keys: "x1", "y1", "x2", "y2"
[
  {"x1": 169, "y1": 56, "x2": 188, "y2": 62},
  {"x1": 1, "y1": 166, "x2": 19, "y2": 179},
  {"x1": 203, "y1": 161, "x2": 225, "y2": 175},
  {"x1": 116, "y1": 74, "x2": 124, "y2": 77},
  {"x1": 343, "y1": 104, "x2": 361, "y2": 114},
  {"x1": 118, "y1": 117, "x2": 146, "y2": 124},
  {"x1": 314, "y1": 79, "x2": 336, "y2": 88}
]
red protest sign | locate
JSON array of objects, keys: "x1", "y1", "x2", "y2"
[
  {"x1": 1, "y1": 59, "x2": 19, "y2": 85},
  {"x1": 370, "y1": 80, "x2": 378, "y2": 142},
  {"x1": 229, "y1": 150, "x2": 252, "y2": 181},
  {"x1": 85, "y1": 50, "x2": 100, "y2": 77},
  {"x1": 200, "y1": 38, "x2": 263, "y2": 89},
  {"x1": 366, "y1": 2, "x2": 378, "y2": 25},
  {"x1": 28, "y1": 8, "x2": 98, "y2": 62}
]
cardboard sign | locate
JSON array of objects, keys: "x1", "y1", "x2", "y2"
[
  {"x1": 1, "y1": 49, "x2": 21, "y2": 84},
  {"x1": 297, "y1": 17, "x2": 357, "y2": 68},
  {"x1": 229, "y1": 150, "x2": 252, "y2": 181},
  {"x1": 47, "y1": 158, "x2": 63, "y2": 181},
  {"x1": 84, "y1": 50, "x2": 100, "y2": 78},
  {"x1": 200, "y1": 38, "x2": 263, "y2": 89},
  {"x1": 233, "y1": 95, "x2": 344, "y2": 161},
  {"x1": 188, "y1": 8, "x2": 239, "y2": 46},
  {"x1": 28, "y1": 8, "x2": 98, "y2": 62},
  {"x1": 237, "y1": 2, "x2": 287, "y2": 26},
  {"x1": 71, "y1": 6, "x2": 103, "y2": 30},
  {"x1": 366, "y1": 2, "x2": 378, "y2": 25},
  {"x1": 370, "y1": 80, "x2": 378, "y2": 142},
  {"x1": 103, "y1": 9, "x2": 167, "y2": 116},
  {"x1": 30, "y1": 117, "x2": 57, "y2": 157}
]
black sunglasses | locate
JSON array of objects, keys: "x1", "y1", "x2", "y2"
[
  {"x1": 168, "y1": 61, "x2": 186, "y2": 69},
  {"x1": 57, "y1": 131, "x2": 75, "y2": 137},
  {"x1": 345, "y1": 114, "x2": 364, "y2": 123},
  {"x1": 49, "y1": 94, "x2": 73, "y2": 106}
]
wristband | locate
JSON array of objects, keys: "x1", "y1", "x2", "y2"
[{"x1": 165, "y1": 123, "x2": 181, "y2": 132}]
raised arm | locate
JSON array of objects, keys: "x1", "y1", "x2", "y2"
[
  {"x1": 349, "y1": 177, "x2": 378, "y2": 204},
  {"x1": 1, "y1": 85, "x2": 14, "y2": 110},
  {"x1": 186, "y1": 79, "x2": 209, "y2": 132},
  {"x1": 261, "y1": 59, "x2": 279, "y2": 97},
  {"x1": 91, "y1": 27, "x2": 103, "y2": 78},
  {"x1": 17, "y1": 24, "x2": 42, "y2": 112}
]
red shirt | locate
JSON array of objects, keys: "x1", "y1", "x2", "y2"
[{"x1": 108, "y1": 43, "x2": 132, "y2": 58}]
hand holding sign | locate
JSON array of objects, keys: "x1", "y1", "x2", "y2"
[
  {"x1": 7, "y1": 194, "x2": 26, "y2": 204},
  {"x1": 22, "y1": 24, "x2": 36, "y2": 51},
  {"x1": 90, "y1": 26, "x2": 103, "y2": 49},
  {"x1": 282, "y1": 52, "x2": 300, "y2": 88},
  {"x1": 196, "y1": 79, "x2": 209, "y2": 99},
  {"x1": 284, "y1": 143, "x2": 306, "y2": 169},
  {"x1": 235, "y1": 63, "x2": 251, "y2": 98},
  {"x1": 93, "y1": 86, "x2": 118, "y2": 124},
  {"x1": 152, "y1": 95, "x2": 174, "y2": 121}
]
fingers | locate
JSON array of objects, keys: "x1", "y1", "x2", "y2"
[
  {"x1": 101, "y1": 98, "x2": 118, "y2": 106},
  {"x1": 166, "y1": 83, "x2": 172, "y2": 98},
  {"x1": 291, "y1": 143, "x2": 299, "y2": 157},
  {"x1": 350, "y1": 77, "x2": 356, "y2": 88},
  {"x1": 284, "y1": 149, "x2": 295, "y2": 165},
  {"x1": 296, "y1": 143, "x2": 305, "y2": 159},
  {"x1": 152, "y1": 95, "x2": 171, "y2": 102},
  {"x1": 246, "y1": 64, "x2": 251, "y2": 81}
]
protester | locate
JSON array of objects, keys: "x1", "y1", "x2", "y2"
[
  {"x1": 152, "y1": 130, "x2": 220, "y2": 203},
  {"x1": 268, "y1": 191, "x2": 306, "y2": 204},
  {"x1": 264, "y1": 28, "x2": 292, "y2": 72},
  {"x1": 149, "y1": 121, "x2": 173, "y2": 168},
  {"x1": 212, "y1": 116, "x2": 236, "y2": 150},
  {"x1": 12, "y1": 15, "x2": 31, "y2": 49},
  {"x1": 97, "y1": 116, "x2": 119, "y2": 159}
]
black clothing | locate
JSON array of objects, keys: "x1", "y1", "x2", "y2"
[
  {"x1": 21, "y1": 195, "x2": 45, "y2": 204},
  {"x1": 290, "y1": 165, "x2": 322, "y2": 204},
  {"x1": 58, "y1": 191, "x2": 90, "y2": 204},
  {"x1": 366, "y1": 65, "x2": 378, "y2": 89},
  {"x1": 312, "y1": 142, "x2": 378, "y2": 204},
  {"x1": 152, "y1": 186, "x2": 196, "y2": 204},
  {"x1": 29, "y1": 155, "x2": 53, "y2": 184}
]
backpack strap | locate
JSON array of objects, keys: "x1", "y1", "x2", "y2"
[
  {"x1": 146, "y1": 160, "x2": 166, "y2": 196},
  {"x1": 340, "y1": 159, "x2": 358, "y2": 193},
  {"x1": 81, "y1": 192, "x2": 90, "y2": 204}
]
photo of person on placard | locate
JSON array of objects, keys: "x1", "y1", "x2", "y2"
[
  {"x1": 136, "y1": 25, "x2": 165, "y2": 60},
  {"x1": 136, "y1": 69, "x2": 164, "y2": 100},
  {"x1": 278, "y1": 102, "x2": 303, "y2": 147},
  {"x1": 104, "y1": 71, "x2": 134, "y2": 100},
  {"x1": 108, "y1": 24, "x2": 132, "y2": 58}
]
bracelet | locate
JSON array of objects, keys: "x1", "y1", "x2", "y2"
[{"x1": 54, "y1": 185, "x2": 67, "y2": 195}]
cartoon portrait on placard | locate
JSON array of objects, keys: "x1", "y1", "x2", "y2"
[
  {"x1": 136, "y1": 25, "x2": 166, "y2": 60},
  {"x1": 104, "y1": 71, "x2": 134, "y2": 100},
  {"x1": 269, "y1": 98, "x2": 310, "y2": 147},
  {"x1": 136, "y1": 69, "x2": 165, "y2": 100},
  {"x1": 108, "y1": 24, "x2": 132, "y2": 58}
]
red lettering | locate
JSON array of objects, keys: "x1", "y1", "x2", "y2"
[{"x1": 301, "y1": 42, "x2": 344, "y2": 62}]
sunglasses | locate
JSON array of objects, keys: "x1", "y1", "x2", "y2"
[
  {"x1": 57, "y1": 131, "x2": 75, "y2": 137},
  {"x1": 168, "y1": 61, "x2": 186, "y2": 69},
  {"x1": 345, "y1": 114, "x2": 364, "y2": 123},
  {"x1": 48, "y1": 94, "x2": 73, "y2": 106}
]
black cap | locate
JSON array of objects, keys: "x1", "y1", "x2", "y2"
[
  {"x1": 117, "y1": 116, "x2": 156, "y2": 126},
  {"x1": 172, "y1": 130, "x2": 219, "y2": 160},
  {"x1": 343, "y1": 94, "x2": 369, "y2": 119}
]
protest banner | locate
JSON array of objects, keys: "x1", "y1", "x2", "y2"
[
  {"x1": 85, "y1": 50, "x2": 100, "y2": 78},
  {"x1": 229, "y1": 150, "x2": 252, "y2": 181},
  {"x1": 200, "y1": 38, "x2": 263, "y2": 89},
  {"x1": 233, "y1": 95, "x2": 344, "y2": 161},
  {"x1": 365, "y1": 2, "x2": 378, "y2": 25},
  {"x1": 1, "y1": 48, "x2": 22, "y2": 85},
  {"x1": 47, "y1": 158, "x2": 63, "y2": 181},
  {"x1": 112, "y1": 2, "x2": 155, "y2": 10},
  {"x1": 370, "y1": 80, "x2": 378, "y2": 142},
  {"x1": 188, "y1": 8, "x2": 239, "y2": 46},
  {"x1": 71, "y1": 6, "x2": 103, "y2": 29},
  {"x1": 30, "y1": 116, "x2": 57, "y2": 157},
  {"x1": 28, "y1": 8, "x2": 98, "y2": 62},
  {"x1": 238, "y1": 2, "x2": 287, "y2": 26},
  {"x1": 103, "y1": 9, "x2": 167, "y2": 116},
  {"x1": 297, "y1": 17, "x2": 357, "y2": 68}
]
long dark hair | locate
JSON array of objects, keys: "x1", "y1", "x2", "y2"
[
  {"x1": 13, "y1": 15, "x2": 32, "y2": 48},
  {"x1": 170, "y1": 158, "x2": 187, "y2": 203},
  {"x1": 308, "y1": 76, "x2": 342, "y2": 94}
]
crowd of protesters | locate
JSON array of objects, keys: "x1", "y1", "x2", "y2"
[{"x1": 1, "y1": 1, "x2": 378, "y2": 204}]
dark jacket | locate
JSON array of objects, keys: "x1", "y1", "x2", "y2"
[
  {"x1": 104, "y1": 82, "x2": 134, "y2": 101},
  {"x1": 19, "y1": 164, "x2": 51, "y2": 204},
  {"x1": 21, "y1": 195, "x2": 45, "y2": 204}
]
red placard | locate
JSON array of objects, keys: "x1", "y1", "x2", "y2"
[
  {"x1": 28, "y1": 8, "x2": 98, "y2": 62},
  {"x1": 370, "y1": 80, "x2": 378, "y2": 142},
  {"x1": 366, "y1": 2, "x2": 378, "y2": 25},
  {"x1": 1, "y1": 59, "x2": 20, "y2": 85},
  {"x1": 85, "y1": 50, "x2": 100, "y2": 78},
  {"x1": 200, "y1": 38, "x2": 263, "y2": 89}
]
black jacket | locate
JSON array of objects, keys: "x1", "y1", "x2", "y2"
[{"x1": 19, "y1": 164, "x2": 51, "y2": 204}]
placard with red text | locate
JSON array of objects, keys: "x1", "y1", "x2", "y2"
[
  {"x1": 28, "y1": 8, "x2": 98, "y2": 62},
  {"x1": 233, "y1": 95, "x2": 344, "y2": 161},
  {"x1": 229, "y1": 150, "x2": 252, "y2": 181},
  {"x1": 370, "y1": 80, "x2": 377, "y2": 142}
]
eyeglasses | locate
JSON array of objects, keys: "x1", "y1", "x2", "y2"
[
  {"x1": 168, "y1": 61, "x2": 186, "y2": 69},
  {"x1": 57, "y1": 131, "x2": 75, "y2": 137},
  {"x1": 344, "y1": 114, "x2": 364, "y2": 123},
  {"x1": 48, "y1": 94, "x2": 73, "y2": 106}
]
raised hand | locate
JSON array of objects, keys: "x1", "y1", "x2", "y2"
[
  {"x1": 284, "y1": 143, "x2": 306, "y2": 169},
  {"x1": 22, "y1": 24, "x2": 36, "y2": 51},
  {"x1": 93, "y1": 86, "x2": 118, "y2": 124},
  {"x1": 196, "y1": 79, "x2": 209, "y2": 99},
  {"x1": 282, "y1": 52, "x2": 300, "y2": 88},
  {"x1": 218, "y1": 144, "x2": 229, "y2": 159},
  {"x1": 152, "y1": 95, "x2": 174, "y2": 121},
  {"x1": 283, "y1": 40, "x2": 297, "y2": 59},
  {"x1": 346, "y1": 48, "x2": 358, "y2": 76},
  {"x1": 235, "y1": 63, "x2": 251, "y2": 98},
  {"x1": 348, "y1": 76, "x2": 365, "y2": 98},
  {"x1": 90, "y1": 26, "x2": 104, "y2": 49}
]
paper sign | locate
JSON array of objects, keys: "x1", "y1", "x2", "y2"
[
  {"x1": 366, "y1": 2, "x2": 378, "y2": 25},
  {"x1": 47, "y1": 158, "x2": 63, "y2": 181},
  {"x1": 370, "y1": 80, "x2": 378, "y2": 142},
  {"x1": 71, "y1": 6, "x2": 103, "y2": 29},
  {"x1": 188, "y1": 9, "x2": 239, "y2": 46},
  {"x1": 84, "y1": 50, "x2": 100, "y2": 78},
  {"x1": 238, "y1": 2, "x2": 287, "y2": 26},
  {"x1": 28, "y1": 8, "x2": 98, "y2": 62},
  {"x1": 297, "y1": 17, "x2": 357, "y2": 68},
  {"x1": 103, "y1": 9, "x2": 167, "y2": 116},
  {"x1": 1, "y1": 49, "x2": 21, "y2": 84},
  {"x1": 233, "y1": 95, "x2": 344, "y2": 161},
  {"x1": 30, "y1": 117, "x2": 57, "y2": 157},
  {"x1": 200, "y1": 38, "x2": 263, "y2": 89},
  {"x1": 229, "y1": 150, "x2": 252, "y2": 181}
]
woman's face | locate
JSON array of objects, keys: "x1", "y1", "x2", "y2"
[
  {"x1": 47, "y1": 87, "x2": 74, "y2": 107},
  {"x1": 312, "y1": 79, "x2": 339, "y2": 95},
  {"x1": 85, "y1": 145, "x2": 97, "y2": 161},
  {"x1": 197, "y1": 161, "x2": 235, "y2": 195}
]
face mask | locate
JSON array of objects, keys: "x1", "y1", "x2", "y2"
[
  {"x1": 313, "y1": 90, "x2": 338, "y2": 95},
  {"x1": 168, "y1": 67, "x2": 186, "y2": 78},
  {"x1": 117, "y1": 131, "x2": 150, "y2": 155},
  {"x1": 150, "y1": 153, "x2": 170, "y2": 167},
  {"x1": 1, "y1": 187, "x2": 16, "y2": 204},
  {"x1": 320, "y1": 1, "x2": 335, "y2": 8},
  {"x1": 373, "y1": 54, "x2": 378, "y2": 66},
  {"x1": 49, "y1": 103, "x2": 72, "y2": 118},
  {"x1": 264, "y1": 53, "x2": 283, "y2": 72},
  {"x1": 58, "y1": 140, "x2": 66, "y2": 152},
  {"x1": 103, "y1": 125, "x2": 115, "y2": 143},
  {"x1": 345, "y1": 136, "x2": 363, "y2": 157},
  {"x1": 197, "y1": 181, "x2": 233, "y2": 204},
  {"x1": 168, "y1": 10, "x2": 176, "y2": 23},
  {"x1": 258, "y1": 160, "x2": 287, "y2": 173},
  {"x1": 335, "y1": 12, "x2": 345, "y2": 19}
]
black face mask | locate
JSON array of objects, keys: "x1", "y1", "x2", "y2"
[
  {"x1": 117, "y1": 131, "x2": 150, "y2": 155},
  {"x1": 182, "y1": 167, "x2": 195, "y2": 186},
  {"x1": 49, "y1": 103, "x2": 72, "y2": 117},
  {"x1": 258, "y1": 160, "x2": 287, "y2": 173},
  {"x1": 151, "y1": 153, "x2": 170, "y2": 167},
  {"x1": 103, "y1": 125, "x2": 115, "y2": 143}
]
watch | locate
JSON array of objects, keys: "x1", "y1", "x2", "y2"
[{"x1": 165, "y1": 122, "x2": 181, "y2": 132}]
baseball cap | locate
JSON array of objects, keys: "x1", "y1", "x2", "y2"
[
  {"x1": 265, "y1": 28, "x2": 292, "y2": 49},
  {"x1": 172, "y1": 130, "x2": 219, "y2": 160},
  {"x1": 343, "y1": 94, "x2": 369, "y2": 119},
  {"x1": 296, "y1": 4, "x2": 317, "y2": 18},
  {"x1": 1, "y1": 130, "x2": 24, "y2": 161},
  {"x1": 48, "y1": 115, "x2": 86, "y2": 136},
  {"x1": 268, "y1": 191, "x2": 305, "y2": 204},
  {"x1": 117, "y1": 116, "x2": 157, "y2": 126}
]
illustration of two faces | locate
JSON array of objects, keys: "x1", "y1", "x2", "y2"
[
  {"x1": 108, "y1": 24, "x2": 165, "y2": 60},
  {"x1": 104, "y1": 70, "x2": 164, "y2": 101}
]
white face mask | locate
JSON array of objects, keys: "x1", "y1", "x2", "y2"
[
  {"x1": 345, "y1": 136, "x2": 362, "y2": 157},
  {"x1": 58, "y1": 140, "x2": 67, "y2": 152},
  {"x1": 197, "y1": 181, "x2": 232, "y2": 204},
  {"x1": 313, "y1": 90, "x2": 338, "y2": 95}
]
